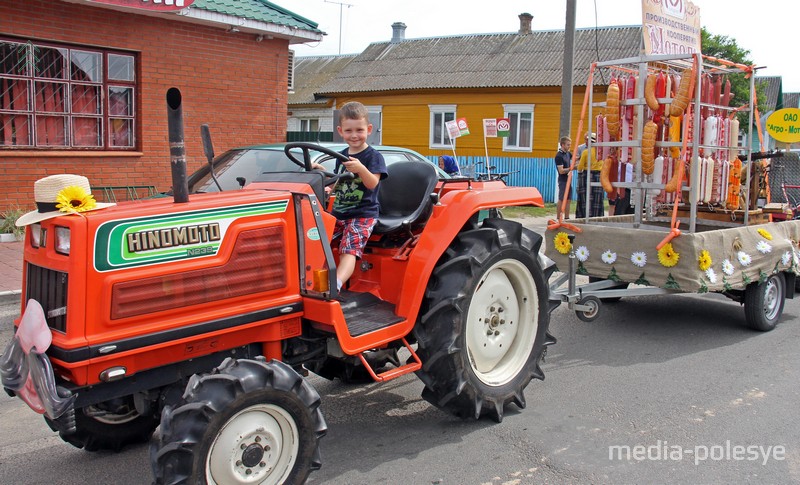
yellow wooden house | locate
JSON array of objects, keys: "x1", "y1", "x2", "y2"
[{"x1": 309, "y1": 17, "x2": 642, "y2": 201}]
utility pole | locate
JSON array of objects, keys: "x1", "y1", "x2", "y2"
[
  {"x1": 559, "y1": 0, "x2": 577, "y2": 140},
  {"x1": 325, "y1": 0, "x2": 353, "y2": 55}
]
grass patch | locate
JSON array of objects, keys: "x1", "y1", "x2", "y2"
[{"x1": 502, "y1": 202, "x2": 574, "y2": 219}]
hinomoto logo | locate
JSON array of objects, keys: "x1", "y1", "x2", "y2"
[
  {"x1": 94, "y1": 201, "x2": 288, "y2": 272},
  {"x1": 126, "y1": 223, "x2": 221, "y2": 253}
]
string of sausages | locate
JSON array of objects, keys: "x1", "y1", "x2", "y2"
[{"x1": 597, "y1": 61, "x2": 744, "y2": 213}]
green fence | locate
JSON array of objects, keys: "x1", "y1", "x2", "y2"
[
  {"x1": 286, "y1": 131, "x2": 334, "y2": 143},
  {"x1": 427, "y1": 155, "x2": 573, "y2": 204}
]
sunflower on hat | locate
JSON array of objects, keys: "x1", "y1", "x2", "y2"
[
  {"x1": 16, "y1": 174, "x2": 115, "y2": 227},
  {"x1": 55, "y1": 185, "x2": 98, "y2": 213}
]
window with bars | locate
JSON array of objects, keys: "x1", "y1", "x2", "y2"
[
  {"x1": 0, "y1": 39, "x2": 136, "y2": 149},
  {"x1": 502, "y1": 104, "x2": 534, "y2": 152}
]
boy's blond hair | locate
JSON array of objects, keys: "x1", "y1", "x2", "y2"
[{"x1": 338, "y1": 101, "x2": 369, "y2": 124}]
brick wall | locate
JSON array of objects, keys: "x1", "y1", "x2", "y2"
[{"x1": 0, "y1": 0, "x2": 291, "y2": 209}]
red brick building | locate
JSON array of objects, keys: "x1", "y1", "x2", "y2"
[{"x1": 0, "y1": 0, "x2": 322, "y2": 208}]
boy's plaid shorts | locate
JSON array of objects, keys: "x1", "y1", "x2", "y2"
[{"x1": 333, "y1": 217, "x2": 377, "y2": 258}]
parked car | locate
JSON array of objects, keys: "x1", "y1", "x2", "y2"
[{"x1": 188, "y1": 142, "x2": 448, "y2": 193}]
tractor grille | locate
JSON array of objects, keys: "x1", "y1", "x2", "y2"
[{"x1": 26, "y1": 264, "x2": 68, "y2": 333}]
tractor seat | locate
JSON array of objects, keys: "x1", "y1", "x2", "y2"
[{"x1": 373, "y1": 161, "x2": 439, "y2": 235}]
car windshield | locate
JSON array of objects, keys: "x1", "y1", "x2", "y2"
[
  {"x1": 190, "y1": 148, "x2": 311, "y2": 193},
  {"x1": 189, "y1": 145, "x2": 449, "y2": 193}
]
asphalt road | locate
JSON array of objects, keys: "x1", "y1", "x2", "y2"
[{"x1": 1, "y1": 284, "x2": 798, "y2": 484}]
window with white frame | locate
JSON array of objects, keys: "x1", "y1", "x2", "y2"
[
  {"x1": 0, "y1": 38, "x2": 136, "y2": 150},
  {"x1": 300, "y1": 119, "x2": 319, "y2": 132},
  {"x1": 503, "y1": 104, "x2": 534, "y2": 151},
  {"x1": 429, "y1": 104, "x2": 456, "y2": 148}
]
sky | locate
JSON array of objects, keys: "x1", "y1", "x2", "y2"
[{"x1": 277, "y1": 0, "x2": 800, "y2": 92}]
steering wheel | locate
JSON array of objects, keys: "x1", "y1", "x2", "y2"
[{"x1": 283, "y1": 142, "x2": 354, "y2": 186}]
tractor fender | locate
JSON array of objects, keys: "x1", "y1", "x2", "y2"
[{"x1": 394, "y1": 185, "x2": 544, "y2": 323}]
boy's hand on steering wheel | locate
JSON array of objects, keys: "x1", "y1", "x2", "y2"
[{"x1": 341, "y1": 157, "x2": 366, "y2": 175}]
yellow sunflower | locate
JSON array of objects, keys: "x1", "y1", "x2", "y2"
[
  {"x1": 554, "y1": 232, "x2": 572, "y2": 255},
  {"x1": 698, "y1": 249, "x2": 712, "y2": 271},
  {"x1": 657, "y1": 242, "x2": 680, "y2": 267},
  {"x1": 55, "y1": 185, "x2": 97, "y2": 213},
  {"x1": 757, "y1": 228, "x2": 772, "y2": 240}
]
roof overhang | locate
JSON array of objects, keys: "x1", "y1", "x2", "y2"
[{"x1": 60, "y1": 0, "x2": 323, "y2": 44}]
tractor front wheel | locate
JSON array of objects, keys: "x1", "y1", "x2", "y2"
[
  {"x1": 414, "y1": 218, "x2": 555, "y2": 422},
  {"x1": 150, "y1": 358, "x2": 326, "y2": 485}
]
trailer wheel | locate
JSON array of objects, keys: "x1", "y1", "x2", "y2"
[
  {"x1": 45, "y1": 401, "x2": 159, "y2": 452},
  {"x1": 744, "y1": 273, "x2": 785, "y2": 332},
  {"x1": 150, "y1": 358, "x2": 326, "y2": 485},
  {"x1": 575, "y1": 296, "x2": 602, "y2": 322},
  {"x1": 414, "y1": 218, "x2": 556, "y2": 422}
]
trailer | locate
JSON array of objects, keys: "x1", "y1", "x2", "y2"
[{"x1": 546, "y1": 52, "x2": 800, "y2": 331}]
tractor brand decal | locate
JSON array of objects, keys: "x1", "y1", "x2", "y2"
[
  {"x1": 94, "y1": 201, "x2": 288, "y2": 272},
  {"x1": 83, "y1": 0, "x2": 195, "y2": 12},
  {"x1": 126, "y1": 223, "x2": 221, "y2": 253}
]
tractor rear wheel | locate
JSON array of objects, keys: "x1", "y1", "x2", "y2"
[
  {"x1": 414, "y1": 218, "x2": 556, "y2": 422},
  {"x1": 150, "y1": 358, "x2": 326, "y2": 485}
]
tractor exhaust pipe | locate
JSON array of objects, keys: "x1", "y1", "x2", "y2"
[{"x1": 166, "y1": 87, "x2": 189, "y2": 203}]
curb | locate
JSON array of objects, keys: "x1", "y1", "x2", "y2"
[{"x1": 0, "y1": 290, "x2": 21, "y2": 306}]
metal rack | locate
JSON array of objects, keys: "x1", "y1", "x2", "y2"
[{"x1": 582, "y1": 52, "x2": 758, "y2": 233}]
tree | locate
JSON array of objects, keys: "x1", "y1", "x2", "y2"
[{"x1": 701, "y1": 27, "x2": 765, "y2": 127}]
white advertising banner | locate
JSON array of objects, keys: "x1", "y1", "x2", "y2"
[{"x1": 642, "y1": 0, "x2": 702, "y2": 55}]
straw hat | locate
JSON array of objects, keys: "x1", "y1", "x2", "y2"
[
  {"x1": 16, "y1": 174, "x2": 115, "y2": 227},
  {"x1": 585, "y1": 132, "x2": 597, "y2": 142}
]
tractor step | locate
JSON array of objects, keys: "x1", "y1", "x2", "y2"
[
  {"x1": 358, "y1": 338, "x2": 422, "y2": 382},
  {"x1": 339, "y1": 290, "x2": 404, "y2": 336}
]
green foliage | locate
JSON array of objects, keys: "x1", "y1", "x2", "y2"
[
  {"x1": 0, "y1": 207, "x2": 26, "y2": 238},
  {"x1": 701, "y1": 27, "x2": 765, "y2": 127}
]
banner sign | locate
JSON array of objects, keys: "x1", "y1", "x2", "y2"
[
  {"x1": 641, "y1": 0, "x2": 701, "y2": 55},
  {"x1": 496, "y1": 118, "x2": 511, "y2": 138},
  {"x1": 445, "y1": 120, "x2": 461, "y2": 139},
  {"x1": 483, "y1": 119, "x2": 497, "y2": 137},
  {"x1": 445, "y1": 118, "x2": 470, "y2": 138},
  {"x1": 766, "y1": 108, "x2": 800, "y2": 144},
  {"x1": 84, "y1": 0, "x2": 195, "y2": 12}
]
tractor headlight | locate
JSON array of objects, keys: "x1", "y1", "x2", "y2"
[
  {"x1": 55, "y1": 226, "x2": 70, "y2": 255},
  {"x1": 30, "y1": 223, "x2": 42, "y2": 248}
]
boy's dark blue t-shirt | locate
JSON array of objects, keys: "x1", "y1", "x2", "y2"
[{"x1": 332, "y1": 145, "x2": 388, "y2": 219}]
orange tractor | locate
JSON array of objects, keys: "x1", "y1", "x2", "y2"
[{"x1": 1, "y1": 91, "x2": 558, "y2": 484}]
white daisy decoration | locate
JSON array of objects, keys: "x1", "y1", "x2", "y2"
[
  {"x1": 722, "y1": 259, "x2": 735, "y2": 276},
  {"x1": 705, "y1": 267, "x2": 717, "y2": 284},
  {"x1": 794, "y1": 248, "x2": 800, "y2": 267},
  {"x1": 576, "y1": 246, "x2": 589, "y2": 262},
  {"x1": 737, "y1": 251, "x2": 752, "y2": 266},
  {"x1": 756, "y1": 241, "x2": 772, "y2": 254},
  {"x1": 782, "y1": 251, "x2": 792, "y2": 266},
  {"x1": 631, "y1": 251, "x2": 647, "y2": 268},
  {"x1": 601, "y1": 250, "x2": 617, "y2": 264}
]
